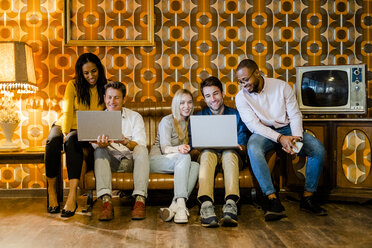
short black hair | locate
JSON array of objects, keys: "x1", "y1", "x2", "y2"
[
  {"x1": 237, "y1": 59, "x2": 259, "y2": 72},
  {"x1": 200, "y1": 76, "x2": 223, "y2": 97},
  {"x1": 104, "y1": 81, "x2": 126, "y2": 98}
]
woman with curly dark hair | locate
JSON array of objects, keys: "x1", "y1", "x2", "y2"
[{"x1": 45, "y1": 53, "x2": 107, "y2": 217}]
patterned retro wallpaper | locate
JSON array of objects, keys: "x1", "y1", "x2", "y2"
[{"x1": 0, "y1": 0, "x2": 371, "y2": 189}]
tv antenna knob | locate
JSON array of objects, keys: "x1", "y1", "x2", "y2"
[{"x1": 355, "y1": 85, "x2": 360, "y2": 91}]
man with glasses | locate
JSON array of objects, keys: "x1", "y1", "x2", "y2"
[{"x1": 235, "y1": 59, "x2": 327, "y2": 221}]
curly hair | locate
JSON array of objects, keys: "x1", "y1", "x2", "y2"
[{"x1": 74, "y1": 53, "x2": 107, "y2": 106}]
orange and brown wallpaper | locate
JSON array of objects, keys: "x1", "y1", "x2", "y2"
[{"x1": 0, "y1": 0, "x2": 371, "y2": 189}]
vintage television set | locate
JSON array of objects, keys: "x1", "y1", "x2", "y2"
[{"x1": 295, "y1": 64, "x2": 366, "y2": 114}]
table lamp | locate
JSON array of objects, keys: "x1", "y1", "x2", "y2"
[{"x1": 0, "y1": 41, "x2": 38, "y2": 151}]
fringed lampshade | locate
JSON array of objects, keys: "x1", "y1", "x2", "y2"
[
  {"x1": 0, "y1": 41, "x2": 38, "y2": 150},
  {"x1": 0, "y1": 41, "x2": 38, "y2": 94}
]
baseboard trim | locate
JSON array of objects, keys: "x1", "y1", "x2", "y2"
[{"x1": 0, "y1": 189, "x2": 69, "y2": 198}]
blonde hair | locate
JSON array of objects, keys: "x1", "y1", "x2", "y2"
[
  {"x1": 171, "y1": 89, "x2": 194, "y2": 121},
  {"x1": 171, "y1": 89, "x2": 194, "y2": 144}
]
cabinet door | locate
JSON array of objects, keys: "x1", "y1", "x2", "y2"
[
  {"x1": 336, "y1": 125, "x2": 372, "y2": 189},
  {"x1": 285, "y1": 123, "x2": 329, "y2": 190}
]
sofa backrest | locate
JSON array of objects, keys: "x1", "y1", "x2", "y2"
[{"x1": 124, "y1": 100, "x2": 236, "y2": 148}]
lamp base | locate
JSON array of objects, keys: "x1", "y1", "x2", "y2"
[
  {"x1": 0, "y1": 142, "x2": 20, "y2": 152},
  {"x1": 0, "y1": 121, "x2": 20, "y2": 151}
]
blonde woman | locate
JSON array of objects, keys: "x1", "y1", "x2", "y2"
[{"x1": 150, "y1": 89, "x2": 200, "y2": 224}]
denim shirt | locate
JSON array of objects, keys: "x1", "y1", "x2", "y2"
[{"x1": 188, "y1": 105, "x2": 249, "y2": 149}]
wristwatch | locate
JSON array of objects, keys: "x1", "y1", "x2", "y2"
[{"x1": 123, "y1": 137, "x2": 130, "y2": 146}]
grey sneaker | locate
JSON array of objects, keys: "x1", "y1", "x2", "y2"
[
  {"x1": 220, "y1": 199, "x2": 238, "y2": 227},
  {"x1": 200, "y1": 201, "x2": 219, "y2": 227}
]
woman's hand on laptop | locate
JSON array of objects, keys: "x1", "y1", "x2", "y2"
[
  {"x1": 178, "y1": 144, "x2": 191, "y2": 154},
  {"x1": 94, "y1": 134, "x2": 111, "y2": 148}
]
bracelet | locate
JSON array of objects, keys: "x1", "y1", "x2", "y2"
[
  {"x1": 123, "y1": 138, "x2": 129, "y2": 146},
  {"x1": 277, "y1": 134, "x2": 283, "y2": 143}
]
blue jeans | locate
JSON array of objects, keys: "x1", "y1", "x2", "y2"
[
  {"x1": 247, "y1": 125, "x2": 325, "y2": 196},
  {"x1": 150, "y1": 153, "x2": 200, "y2": 201}
]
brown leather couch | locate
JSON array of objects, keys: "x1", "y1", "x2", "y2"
[{"x1": 79, "y1": 101, "x2": 279, "y2": 210}]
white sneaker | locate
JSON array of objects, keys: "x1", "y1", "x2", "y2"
[
  {"x1": 160, "y1": 201, "x2": 177, "y2": 222},
  {"x1": 174, "y1": 207, "x2": 189, "y2": 224},
  {"x1": 160, "y1": 208, "x2": 174, "y2": 222}
]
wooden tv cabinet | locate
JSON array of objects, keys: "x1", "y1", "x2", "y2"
[{"x1": 281, "y1": 118, "x2": 372, "y2": 203}]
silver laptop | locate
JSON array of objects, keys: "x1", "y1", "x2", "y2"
[
  {"x1": 77, "y1": 111, "x2": 123, "y2": 141},
  {"x1": 190, "y1": 115, "x2": 238, "y2": 149}
]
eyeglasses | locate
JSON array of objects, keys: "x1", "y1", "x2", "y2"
[{"x1": 238, "y1": 70, "x2": 256, "y2": 85}]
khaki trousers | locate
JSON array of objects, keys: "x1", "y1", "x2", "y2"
[
  {"x1": 197, "y1": 149, "x2": 241, "y2": 202},
  {"x1": 94, "y1": 145, "x2": 150, "y2": 198}
]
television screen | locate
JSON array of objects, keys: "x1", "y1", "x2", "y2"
[{"x1": 301, "y1": 70, "x2": 348, "y2": 107}]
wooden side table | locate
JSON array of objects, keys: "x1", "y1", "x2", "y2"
[{"x1": 0, "y1": 151, "x2": 63, "y2": 203}]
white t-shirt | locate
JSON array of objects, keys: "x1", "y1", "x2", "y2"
[{"x1": 93, "y1": 107, "x2": 147, "y2": 160}]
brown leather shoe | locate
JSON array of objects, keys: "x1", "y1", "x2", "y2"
[
  {"x1": 98, "y1": 202, "x2": 114, "y2": 221},
  {"x1": 132, "y1": 201, "x2": 146, "y2": 220}
]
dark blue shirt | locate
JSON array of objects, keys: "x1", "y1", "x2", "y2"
[{"x1": 188, "y1": 105, "x2": 249, "y2": 149}]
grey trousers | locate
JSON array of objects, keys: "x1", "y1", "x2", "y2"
[
  {"x1": 94, "y1": 145, "x2": 150, "y2": 199},
  {"x1": 150, "y1": 153, "x2": 200, "y2": 201}
]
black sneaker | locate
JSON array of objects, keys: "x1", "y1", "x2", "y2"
[
  {"x1": 300, "y1": 195, "x2": 328, "y2": 216},
  {"x1": 220, "y1": 200, "x2": 238, "y2": 227},
  {"x1": 264, "y1": 198, "x2": 286, "y2": 221},
  {"x1": 200, "y1": 201, "x2": 219, "y2": 227}
]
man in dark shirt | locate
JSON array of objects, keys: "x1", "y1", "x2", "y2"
[{"x1": 190, "y1": 76, "x2": 248, "y2": 227}]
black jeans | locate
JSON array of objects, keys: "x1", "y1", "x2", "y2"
[{"x1": 44, "y1": 124, "x2": 93, "y2": 180}]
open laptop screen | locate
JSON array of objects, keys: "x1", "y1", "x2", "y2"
[
  {"x1": 190, "y1": 115, "x2": 238, "y2": 149},
  {"x1": 76, "y1": 111, "x2": 123, "y2": 141}
]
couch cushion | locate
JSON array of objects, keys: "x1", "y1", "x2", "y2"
[
  {"x1": 82, "y1": 149, "x2": 277, "y2": 190},
  {"x1": 83, "y1": 169, "x2": 255, "y2": 190}
]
